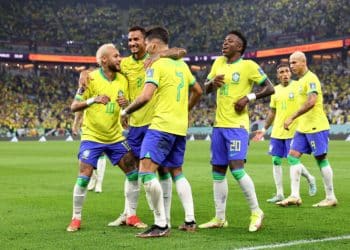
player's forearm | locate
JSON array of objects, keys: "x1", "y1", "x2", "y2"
[
  {"x1": 290, "y1": 93, "x2": 317, "y2": 121},
  {"x1": 264, "y1": 110, "x2": 275, "y2": 130},
  {"x1": 255, "y1": 78, "x2": 275, "y2": 100},
  {"x1": 124, "y1": 96, "x2": 149, "y2": 115},
  {"x1": 71, "y1": 99, "x2": 94, "y2": 112},
  {"x1": 188, "y1": 83, "x2": 203, "y2": 111}
]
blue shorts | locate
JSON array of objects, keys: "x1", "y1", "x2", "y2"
[
  {"x1": 290, "y1": 130, "x2": 329, "y2": 156},
  {"x1": 269, "y1": 138, "x2": 292, "y2": 158},
  {"x1": 78, "y1": 140, "x2": 131, "y2": 168},
  {"x1": 140, "y1": 129, "x2": 186, "y2": 168},
  {"x1": 127, "y1": 125, "x2": 149, "y2": 158},
  {"x1": 211, "y1": 127, "x2": 249, "y2": 165}
]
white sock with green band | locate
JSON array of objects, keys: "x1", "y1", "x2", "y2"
[
  {"x1": 213, "y1": 172, "x2": 227, "y2": 220},
  {"x1": 174, "y1": 174, "x2": 195, "y2": 222},
  {"x1": 232, "y1": 169, "x2": 259, "y2": 212},
  {"x1": 318, "y1": 159, "x2": 336, "y2": 200}
]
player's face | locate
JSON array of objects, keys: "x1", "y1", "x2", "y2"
[
  {"x1": 105, "y1": 47, "x2": 121, "y2": 72},
  {"x1": 277, "y1": 66, "x2": 291, "y2": 86},
  {"x1": 145, "y1": 38, "x2": 157, "y2": 55},
  {"x1": 289, "y1": 56, "x2": 304, "y2": 76},
  {"x1": 222, "y1": 34, "x2": 242, "y2": 57},
  {"x1": 128, "y1": 30, "x2": 146, "y2": 55}
]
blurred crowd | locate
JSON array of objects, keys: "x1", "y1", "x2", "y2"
[{"x1": 1, "y1": 0, "x2": 349, "y2": 55}]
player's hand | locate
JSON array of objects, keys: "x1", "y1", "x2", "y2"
[
  {"x1": 120, "y1": 115, "x2": 129, "y2": 129},
  {"x1": 94, "y1": 95, "x2": 110, "y2": 105},
  {"x1": 144, "y1": 54, "x2": 160, "y2": 69},
  {"x1": 212, "y1": 74, "x2": 225, "y2": 88},
  {"x1": 117, "y1": 96, "x2": 128, "y2": 108},
  {"x1": 284, "y1": 117, "x2": 293, "y2": 130},
  {"x1": 72, "y1": 127, "x2": 79, "y2": 136},
  {"x1": 252, "y1": 130, "x2": 265, "y2": 142},
  {"x1": 234, "y1": 96, "x2": 249, "y2": 113}
]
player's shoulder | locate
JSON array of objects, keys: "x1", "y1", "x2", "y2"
[
  {"x1": 116, "y1": 72, "x2": 128, "y2": 83},
  {"x1": 87, "y1": 68, "x2": 101, "y2": 82}
]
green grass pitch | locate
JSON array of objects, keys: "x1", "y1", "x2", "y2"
[{"x1": 1, "y1": 140, "x2": 349, "y2": 249}]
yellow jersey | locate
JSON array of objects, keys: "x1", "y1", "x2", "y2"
[
  {"x1": 207, "y1": 57, "x2": 267, "y2": 131},
  {"x1": 121, "y1": 54, "x2": 155, "y2": 127},
  {"x1": 145, "y1": 58, "x2": 196, "y2": 136},
  {"x1": 296, "y1": 70, "x2": 330, "y2": 133},
  {"x1": 75, "y1": 68, "x2": 128, "y2": 143},
  {"x1": 270, "y1": 80, "x2": 300, "y2": 139}
]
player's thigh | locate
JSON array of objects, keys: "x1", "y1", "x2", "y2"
[
  {"x1": 306, "y1": 130, "x2": 329, "y2": 157},
  {"x1": 140, "y1": 129, "x2": 176, "y2": 167},
  {"x1": 224, "y1": 128, "x2": 249, "y2": 161},
  {"x1": 162, "y1": 135, "x2": 186, "y2": 168},
  {"x1": 127, "y1": 125, "x2": 148, "y2": 159},
  {"x1": 269, "y1": 138, "x2": 287, "y2": 158},
  {"x1": 78, "y1": 140, "x2": 105, "y2": 169},
  {"x1": 290, "y1": 132, "x2": 311, "y2": 155},
  {"x1": 211, "y1": 128, "x2": 228, "y2": 165},
  {"x1": 105, "y1": 140, "x2": 136, "y2": 173}
]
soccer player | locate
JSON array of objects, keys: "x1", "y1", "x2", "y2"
[
  {"x1": 277, "y1": 51, "x2": 337, "y2": 207},
  {"x1": 66, "y1": 43, "x2": 140, "y2": 232},
  {"x1": 253, "y1": 63, "x2": 317, "y2": 203},
  {"x1": 107, "y1": 26, "x2": 187, "y2": 228},
  {"x1": 199, "y1": 30, "x2": 274, "y2": 232},
  {"x1": 72, "y1": 108, "x2": 107, "y2": 193},
  {"x1": 121, "y1": 26, "x2": 202, "y2": 237}
]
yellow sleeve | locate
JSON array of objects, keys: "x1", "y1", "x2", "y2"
[
  {"x1": 269, "y1": 93, "x2": 276, "y2": 109},
  {"x1": 207, "y1": 58, "x2": 219, "y2": 80},
  {"x1": 248, "y1": 60, "x2": 267, "y2": 85},
  {"x1": 145, "y1": 63, "x2": 161, "y2": 87}
]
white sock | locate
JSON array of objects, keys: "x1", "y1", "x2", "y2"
[
  {"x1": 122, "y1": 179, "x2": 128, "y2": 215},
  {"x1": 290, "y1": 164, "x2": 302, "y2": 198},
  {"x1": 300, "y1": 164, "x2": 313, "y2": 183},
  {"x1": 72, "y1": 184, "x2": 87, "y2": 220},
  {"x1": 125, "y1": 180, "x2": 139, "y2": 216},
  {"x1": 213, "y1": 178, "x2": 228, "y2": 220},
  {"x1": 273, "y1": 165, "x2": 283, "y2": 197},
  {"x1": 160, "y1": 177, "x2": 172, "y2": 225},
  {"x1": 96, "y1": 157, "x2": 106, "y2": 189},
  {"x1": 320, "y1": 165, "x2": 336, "y2": 200},
  {"x1": 143, "y1": 178, "x2": 166, "y2": 227},
  {"x1": 175, "y1": 177, "x2": 195, "y2": 222},
  {"x1": 237, "y1": 174, "x2": 259, "y2": 212}
]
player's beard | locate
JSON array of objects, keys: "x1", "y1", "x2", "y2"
[{"x1": 108, "y1": 63, "x2": 119, "y2": 72}]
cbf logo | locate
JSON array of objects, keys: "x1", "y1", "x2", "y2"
[
  {"x1": 289, "y1": 92, "x2": 295, "y2": 100},
  {"x1": 309, "y1": 82, "x2": 316, "y2": 90},
  {"x1": 232, "y1": 72, "x2": 240, "y2": 83},
  {"x1": 146, "y1": 68, "x2": 154, "y2": 78},
  {"x1": 82, "y1": 150, "x2": 90, "y2": 160}
]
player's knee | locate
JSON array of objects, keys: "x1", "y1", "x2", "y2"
[
  {"x1": 212, "y1": 171, "x2": 225, "y2": 181},
  {"x1": 231, "y1": 168, "x2": 246, "y2": 181},
  {"x1": 139, "y1": 172, "x2": 156, "y2": 184},
  {"x1": 76, "y1": 175, "x2": 90, "y2": 187},
  {"x1": 126, "y1": 169, "x2": 138, "y2": 181},
  {"x1": 287, "y1": 155, "x2": 300, "y2": 166},
  {"x1": 316, "y1": 158, "x2": 330, "y2": 169},
  {"x1": 272, "y1": 156, "x2": 282, "y2": 166}
]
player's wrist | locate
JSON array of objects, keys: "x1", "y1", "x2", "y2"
[
  {"x1": 86, "y1": 97, "x2": 95, "y2": 106},
  {"x1": 246, "y1": 93, "x2": 256, "y2": 101},
  {"x1": 120, "y1": 109, "x2": 129, "y2": 117}
]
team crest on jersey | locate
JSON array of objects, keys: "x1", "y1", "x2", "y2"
[
  {"x1": 258, "y1": 67, "x2": 265, "y2": 76},
  {"x1": 309, "y1": 82, "x2": 316, "y2": 90},
  {"x1": 232, "y1": 72, "x2": 240, "y2": 83},
  {"x1": 289, "y1": 92, "x2": 295, "y2": 100},
  {"x1": 82, "y1": 150, "x2": 90, "y2": 159},
  {"x1": 146, "y1": 68, "x2": 154, "y2": 78}
]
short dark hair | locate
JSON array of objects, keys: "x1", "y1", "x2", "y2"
[
  {"x1": 228, "y1": 30, "x2": 247, "y2": 55},
  {"x1": 128, "y1": 26, "x2": 146, "y2": 37},
  {"x1": 276, "y1": 63, "x2": 290, "y2": 71},
  {"x1": 145, "y1": 26, "x2": 169, "y2": 44}
]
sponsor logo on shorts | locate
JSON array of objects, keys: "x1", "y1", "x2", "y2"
[{"x1": 82, "y1": 150, "x2": 90, "y2": 159}]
